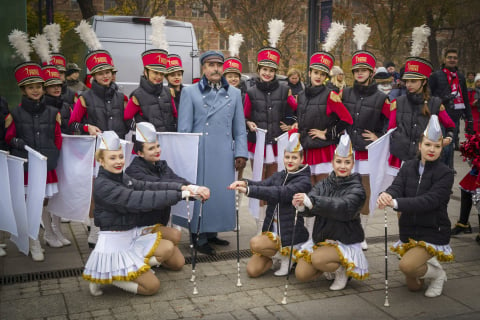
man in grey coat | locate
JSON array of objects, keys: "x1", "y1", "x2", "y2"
[{"x1": 178, "y1": 51, "x2": 248, "y2": 255}]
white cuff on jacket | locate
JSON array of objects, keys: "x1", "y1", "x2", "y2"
[{"x1": 304, "y1": 194, "x2": 313, "y2": 210}]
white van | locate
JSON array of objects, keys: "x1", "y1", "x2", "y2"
[{"x1": 67, "y1": 15, "x2": 201, "y2": 96}]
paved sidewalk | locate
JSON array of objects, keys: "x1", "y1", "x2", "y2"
[{"x1": 1, "y1": 150, "x2": 480, "y2": 319}]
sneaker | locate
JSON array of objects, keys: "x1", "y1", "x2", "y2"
[
  {"x1": 329, "y1": 266, "x2": 348, "y2": 291},
  {"x1": 29, "y1": 239, "x2": 44, "y2": 262},
  {"x1": 451, "y1": 222, "x2": 472, "y2": 235}
]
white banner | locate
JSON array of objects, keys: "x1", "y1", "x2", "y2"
[
  {"x1": 249, "y1": 128, "x2": 266, "y2": 219},
  {"x1": 276, "y1": 132, "x2": 289, "y2": 172},
  {"x1": 8, "y1": 155, "x2": 29, "y2": 255},
  {"x1": 157, "y1": 132, "x2": 201, "y2": 220},
  {"x1": 0, "y1": 150, "x2": 17, "y2": 236},
  {"x1": 366, "y1": 128, "x2": 396, "y2": 216},
  {"x1": 25, "y1": 146, "x2": 47, "y2": 239},
  {"x1": 48, "y1": 135, "x2": 96, "y2": 221}
]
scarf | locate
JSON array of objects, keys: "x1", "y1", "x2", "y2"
[{"x1": 443, "y1": 68, "x2": 465, "y2": 110}]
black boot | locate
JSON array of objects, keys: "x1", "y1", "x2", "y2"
[{"x1": 452, "y1": 190, "x2": 473, "y2": 235}]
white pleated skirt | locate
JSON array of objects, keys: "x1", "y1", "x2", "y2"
[{"x1": 83, "y1": 227, "x2": 160, "y2": 284}]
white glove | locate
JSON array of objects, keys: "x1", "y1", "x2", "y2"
[
  {"x1": 303, "y1": 194, "x2": 313, "y2": 210},
  {"x1": 182, "y1": 190, "x2": 191, "y2": 199}
]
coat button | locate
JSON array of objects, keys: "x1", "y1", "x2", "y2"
[
  {"x1": 204, "y1": 104, "x2": 207, "y2": 107},
  {"x1": 205, "y1": 132, "x2": 208, "y2": 135},
  {"x1": 110, "y1": 116, "x2": 113, "y2": 119},
  {"x1": 226, "y1": 96, "x2": 229, "y2": 98},
  {"x1": 206, "y1": 123, "x2": 209, "y2": 126}
]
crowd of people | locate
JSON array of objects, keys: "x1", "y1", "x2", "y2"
[{"x1": 1, "y1": 19, "x2": 479, "y2": 301}]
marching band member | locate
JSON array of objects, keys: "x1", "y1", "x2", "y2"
[
  {"x1": 6, "y1": 30, "x2": 63, "y2": 261},
  {"x1": 124, "y1": 16, "x2": 177, "y2": 133},
  {"x1": 377, "y1": 116, "x2": 454, "y2": 298},
  {"x1": 125, "y1": 122, "x2": 210, "y2": 268},
  {"x1": 292, "y1": 133, "x2": 369, "y2": 290},
  {"x1": 341, "y1": 24, "x2": 390, "y2": 250},
  {"x1": 244, "y1": 19, "x2": 297, "y2": 233},
  {"x1": 83, "y1": 131, "x2": 196, "y2": 296},
  {"x1": 229, "y1": 132, "x2": 311, "y2": 277}
]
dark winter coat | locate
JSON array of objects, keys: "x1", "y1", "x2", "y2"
[
  {"x1": 342, "y1": 82, "x2": 388, "y2": 151},
  {"x1": 429, "y1": 66, "x2": 473, "y2": 122},
  {"x1": 246, "y1": 78, "x2": 290, "y2": 144},
  {"x1": 61, "y1": 83, "x2": 76, "y2": 106},
  {"x1": 246, "y1": 164, "x2": 312, "y2": 247},
  {"x1": 301, "y1": 172, "x2": 366, "y2": 244},
  {"x1": 10, "y1": 96, "x2": 60, "y2": 171},
  {"x1": 297, "y1": 85, "x2": 348, "y2": 149},
  {"x1": 93, "y1": 166, "x2": 184, "y2": 231},
  {"x1": 44, "y1": 94, "x2": 72, "y2": 134},
  {"x1": 131, "y1": 76, "x2": 176, "y2": 132},
  {"x1": 384, "y1": 158, "x2": 454, "y2": 245},
  {"x1": 125, "y1": 156, "x2": 191, "y2": 226},
  {"x1": 81, "y1": 80, "x2": 128, "y2": 138},
  {"x1": 390, "y1": 94, "x2": 447, "y2": 161},
  {"x1": 0, "y1": 96, "x2": 9, "y2": 151}
]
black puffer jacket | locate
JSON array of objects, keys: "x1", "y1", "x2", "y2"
[
  {"x1": 94, "y1": 166, "x2": 183, "y2": 231},
  {"x1": 44, "y1": 94, "x2": 72, "y2": 134},
  {"x1": 246, "y1": 165, "x2": 311, "y2": 247},
  {"x1": 384, "y1": 158, "x2": 454, "y2": 245},
  {"x1": 342, "y1": 82, "x2": 388, "y2": 151},
  {"x1": 246, "y1": 77, "x2": 290, "y2": 144},
  {"x1": 125, "y1": 157, "x2": 191, "y2": 226},
  {"x1": 302, "y1": 172, "x2": 366, "y2": 244}
]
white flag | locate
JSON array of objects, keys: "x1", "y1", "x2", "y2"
[
  {"x1": 48, "y1": 135, "x2": 96, "y2": 221},
  {"x1": 276, "y1": 132, "x2": 289, "y2": 172},
  {"x1": 249, "y1": 128, "x2": 266, "y2": 219},
  {"x1": 8, "y1": 155, "x2": 29, "y2": 255},
  {"x1": 157, "y1": 132, "x2": 201, "y2": 220},
  {"x1": 25, "y1": 146, "x2": 47, "y2": 240},
  {"x1": 0, "y1": 150, "x2": 17, "y2": 236},
  {"x1": 366, "y1": 128, "x2": 397, "y2": 216}
]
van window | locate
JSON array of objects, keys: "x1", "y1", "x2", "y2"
[{"x1": 95, "y1": 20, "x2": 145, "y2": 40}]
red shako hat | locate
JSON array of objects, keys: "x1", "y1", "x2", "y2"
[
  {"x1": 257, "y1": 20, "x2": 284, "y2": 70},
  {"x1": 42, "y1": 65, "x2": 63, "y2": 86},
  {"x1": 403, "y1": 25, "x2": 432, "y2": 80},
  {"x1": 166, "y1": 54, "x2": 184, "y2": 73},
  {"x1": 224, "y1": 33, "x2": 244, "y2": 75},
  {"x1": 142, "y1": 49, "x2": 168, "y2": 73}
]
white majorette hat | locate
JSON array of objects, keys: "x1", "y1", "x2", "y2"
[
  {"x1": 285, "y1": 132, "x2": 303, "y2": 153},
  {"x1": 335, "y1": 132, "x2": 353, "y2": 157},
  {"x1": 136, "y1": 122, "x2": 157, "y2": 143},
  {"x1": 99, "y1": 131, "x2": 121, "y2": 151},
  {"x1": 424, "y1": 115, "x2": 443, "y2": 141},
  {"x1": 142, "y1": 16, "x2": 168, "y2": 73}
]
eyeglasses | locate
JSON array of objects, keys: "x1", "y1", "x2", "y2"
[{"x1": 446, "y1": 56, "x2": 458, "y2": 60}]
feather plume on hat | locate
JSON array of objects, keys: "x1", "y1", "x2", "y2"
[
  {"x1": 31, "y1": 34, "x2": 51, "y2": 64},
  {"x1": 353, "y1": 23, "x2": 371, "y2": 51},
  {"x1": 150, "y1": 16, "x2": 168, "y2": 51},
  {"x1": 268, "y1": 19, "x2": 285, "y2": 48},
  {"x1": 43, "y1": 23, "x2": 61, "y2": 52},
  {"x1": 74, "y1": 20, "x2": 102, "y2": 51},
  {"x1": 8, "y1": 29, "x2": 32, "y2": 61},
  {"x1": 322, "y1": 22, "x2": 346, "y2": 52},
  {"x1": 410, "y1": 24, "x2": 431, "y2": 57},
  {"x1": 228, "y1": 33, "x2": 244, "y2": 57}
]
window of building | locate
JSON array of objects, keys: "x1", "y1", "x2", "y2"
[
  {"x1": 220, "y1": 3, "x2": 228, "y2": 19},
  {"x1": 168, "y1": 1, "x2": 176, "y2": 16},
  {"x1": 192, "y1": 1, "x2": 204, "y2": 18},
  {"x1": 104, "y1": 0, "x2": 116, "y2": 10},
  {"x1": 219, "y1": 34, "x2": 228, "y2": 51}
]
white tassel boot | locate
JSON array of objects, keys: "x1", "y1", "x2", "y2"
[
  {"x1": 304, "y1": 216, "x2": 315, "y2": 241},
  {"x1": 42, "y1": 208, "x2": 63, "y2": 248},
  {"x1": 256, "y1": 206, "x2": 266, "y2": 235},
  {"x1": 329, "y1": 265, "x2": 348, "y2": 290},
  {"x1": 112, "y1": 281, "x2": 138, "y2": 294},
  {"x1": 89, "y1": 283, "x2": 103, "y2": 296},
  {"x1": 51, "y1": 214, "x2": 71, "y2": 246},
  {"x1": 88, "y1": 218, "x2": 100, "y2": 249},
  {"x1": 29, "y1": 238, "x2": 44, "y2": 261},
  {"x1": 360, "y1": 214, "x2": 369, "y2": 251},
  {"x1": 270, "y1": 251, "x2": 282, "y2": 271},
  {"x1": 274, "y1": 254, "x2": 293, "y2": 276},
  {"x1": 422, "y1": 257, "x2": 447, "y2": 298}
]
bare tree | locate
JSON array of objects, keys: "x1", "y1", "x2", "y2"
[
  {"x1": 76, "y1": 0, "x2": 97, "y2": 19},
  {"x1": 108, "y1": 0, "x2": 171, "y2": 16}
]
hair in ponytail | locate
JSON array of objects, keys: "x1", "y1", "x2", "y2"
[{"x1": 421, "y1": 79, "x2": 431, "y2": 116}]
